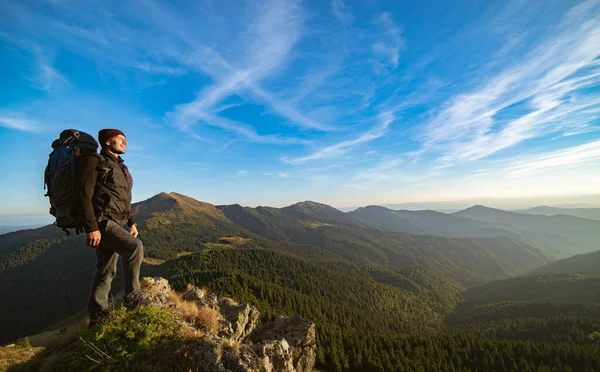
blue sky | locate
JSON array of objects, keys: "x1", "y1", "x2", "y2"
[{"x1": 1, "y1": 0, "x2": 600, "y2": 222}]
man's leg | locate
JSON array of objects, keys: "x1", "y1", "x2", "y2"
[
  {"x1": 101, "y1": 220, "x2": 144, "y2": 302},
  {"x1": 87, "y1": 245, "x2": 119, "y2": 320}
]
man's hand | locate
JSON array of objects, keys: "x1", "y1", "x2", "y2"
[
  {"x1": 87, "y1": 230, "x2": 101, "y2": 248},
  {"x1": 130, "y1": 224, "x2": 139, "y2": 237}
]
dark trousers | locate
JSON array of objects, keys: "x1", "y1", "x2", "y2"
[{"x1": 87, "y1": 219, "x2": 144, "y2": 318}]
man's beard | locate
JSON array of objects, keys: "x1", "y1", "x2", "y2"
[{"x1": 109, "y1": 145, "x2": 126, "y2": 154}]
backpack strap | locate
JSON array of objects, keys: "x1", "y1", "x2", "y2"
[
  {"x1": 92, "y1": 153, "x2": 112, "y2": 223},
  {"x1": 92, "y1": 153, "x2": 111, "y2": 186}
]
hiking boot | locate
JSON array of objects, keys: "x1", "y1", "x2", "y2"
[{"x1": 88, "y1": 309, "x2": 110, "y2": 328}]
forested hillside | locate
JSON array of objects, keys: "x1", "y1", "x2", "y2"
[
  {"x1": 218, "y1": 202, "x2": 552, "y2": 286},
  {"x1": 3, "y1": 192, "x2": 600, "y2": 371},
  {"x1": 149, "y1": 248, "x2": 600, "y2": 371},
  {"x1": 531, "y1": 250, "x2": 600, "y2": 275}
]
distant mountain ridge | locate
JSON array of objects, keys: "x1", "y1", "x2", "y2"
[
  {"x1": 516, "y1": 206, "x2": 600, "y2": 220},
  {"x1": 453, "y1": 205, "x2": 600, "y2": 258},
  {"x1": 217, "y1": 200, "x2": 552, "y2": 286},
  {"x1": 349, "y1": 205, "x2": 521, "y2": 238},
  {"x1": 0, "y1": 225, "x2": 47, "y2": 235}
]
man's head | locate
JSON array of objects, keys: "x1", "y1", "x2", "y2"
[{"x1": 98, "y1": 129, "x2": 127, "y2": 155}]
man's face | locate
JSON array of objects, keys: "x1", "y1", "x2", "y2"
[{"x1": 106, "y1": 134, "x2": 127, "y2": 154}]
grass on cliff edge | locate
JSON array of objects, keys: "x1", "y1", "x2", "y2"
[{"x1": 9, "y1": 306, "x2": 197, "y2": 372}]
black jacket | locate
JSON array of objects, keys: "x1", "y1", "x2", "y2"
[{"x1": 79, "y1": 149, "x2": 135, "y2": 232}]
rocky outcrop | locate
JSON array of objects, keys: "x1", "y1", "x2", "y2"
[
  {"x1": 250, "y1": 316, "x2": 316, "y2": 372},
  {"x1": 219, "y1": 299, "x2": 261, "y2": 343},
  {"x1": 140, "y1": 277, "x2": 316, "y2": 372}
]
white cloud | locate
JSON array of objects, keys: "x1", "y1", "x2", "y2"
[
  {"x1": 167, "y1": 0, "x2": 333, "y2": 137},
  {"x1": 0, "y1": 112, "x2": 39, "y2": 132},
  {"x1": 0, "y1": 33, "x2": 69, "y2": 92},
  {"x1": 4, "y1": 0, "x2": 328, "y2": 141},
  {"x1": 282, "y1": 111, "x2": 395, "y2": 164},
  {"x1": 422, "y1": 0, "x2": 600, "y2": 165},
  {"x1": 178, "y1": 113, "x2": 310, "y2": 145},
  {"x1": 331, "y1": 0, "x2": 354, "y2": 24},
  {"x1": 135, "y1": 63, "x2": 187, "y2": 75},
  {"x1": 264, "y1": 172, "x2": 292, "y2": 178},
  {"x1": 504, "y1": 139, "x2": 600, "y2": 176},
  {"x1": 34, "y1": 61, "x2": 69, "y2": 92},
  {"x1": 432, "y1": 139, "x2": 600, "y2": 201},
  {"x1": 237, "y1": 170, "x2": 248, "y2": 176},
  {"x1": 372, "y1": 13, "x2": 404, "y2": 70}
]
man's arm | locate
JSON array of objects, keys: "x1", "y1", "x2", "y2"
[
  {"x1": 79, "y1": 155, "x2": 99, "y2": 233},
  {"x1": 127, "y1": 213, "x2": 135, "y2": 228},
  {"x1": 126, "y1": 189, "x2": 138, "y2": 236}
]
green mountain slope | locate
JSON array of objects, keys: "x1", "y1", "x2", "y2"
[
  {"x1": 0, "y1": 236, "x2": 98, "y2": 344},
  {"x1": 0, "y1": 225, "x2": 64, "y2": 258},
  {"x1": 449, "y1": 272, "x2": 600, "y2": 357},
  {"x1": 218, "y1": 203, "x2": 552, "y2": 286},
  {"x1": 462, "y1": 273, "x2": 600, "y2": 306},
  {"x1": 153, "y1": 249, "x2": 600, "y2": 371},
  {"x1": 530, "y1": 250, "x2": 600, "y2": 276},
  {"x1": 151, "y1": 248, "x2": 464, "y2": 369},
  {"x1": 281, "y1": 201, "x2": 368, "y2": 226},
  {"x1": 454, "y1": 205, "x2": 600, "y2": 258}
]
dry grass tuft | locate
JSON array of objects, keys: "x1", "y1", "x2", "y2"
[
  {"x1": 168, "y1": 290, "x2": 182, "y2": 306},
  {"x1": 222, "y1": 338, "x2": 240, "y2": 353},
  {"x1": 176, "y1": 301, "x2": 200, "y2": 321},
  {"x1": 195, "y1": 306, "x2": 220, "y2": 334},
  {"x1": 170, "y1": 292, "x2": 220, "y2": 335},
  {"x1": 0, "y1": 346, "x2": 45, "y2": 370},
  {"x1": 186, "y1": 283, "x2": 194, "y2": 292}
]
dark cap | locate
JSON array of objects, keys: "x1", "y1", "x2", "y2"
[{"x1": 98, "y1": 129, "x2": 126, "y2": 147}]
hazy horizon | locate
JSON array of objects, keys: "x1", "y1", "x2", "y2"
[
  {"x1": 1, "y1": 0, "x2": 599, "y2": 219},
  {"x1": 3, "y1": 191, "x2": 599, "y2": 227}
]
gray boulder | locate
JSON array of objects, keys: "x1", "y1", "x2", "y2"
[{"x1": 250, "y1": 316, "x2": 316, "y2": 372}]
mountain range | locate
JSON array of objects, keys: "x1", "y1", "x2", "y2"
[
  {"x1": 516, "y1": 206, "x2": 600, "y2": 220},
  {"x1": 2, "y1": 191, "x2": 600, "y2": 371}
]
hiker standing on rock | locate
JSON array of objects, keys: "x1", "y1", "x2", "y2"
[{"x1": 80, "y1": 129, "x2": 144, "y2": 326}]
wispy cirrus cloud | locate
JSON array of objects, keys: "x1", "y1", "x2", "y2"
[
  {"x1": 331, "y1": 0, "x2": 355, "y2": 24},
  {"x1": 503, "y1": 139, "x2": 600, "y2": 176},
  {"x1": 167, "y1": 1, "x2": 336, "y2": 136},
  {"x1": 3, "y1": 0, "x2": 600, "y2": 208},
  {"x1": 282, "y1": 111, "x2": 395, "y2": 164},
  {"x1": 421, "y1": 0, "x2": 600, "y2": 166},
  {"x1": 34, "y1": 61, "x2": 68, "y2": 92},
  {"x1": 2, "y1": 0, "x2": 327, "y2": 142},
  {"x1": 371, "y1": 13, "x2": 404, "y2": 71},
  {"x1": 0, "y1": 112, "x2": 39, "y2": 132},
  {"x1": 191, "y1": 114, "x2": 310, "y2": 145},
  {"x1": 0, "y1": 33, "x2": 69, "y2": 92},
  {"x1": 264, "y1": 172, "x2": 292, "y2": 178}
]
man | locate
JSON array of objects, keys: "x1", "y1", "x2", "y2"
[{"x1": 79, "y1": 128, "x2": 144, "y2": 326}]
